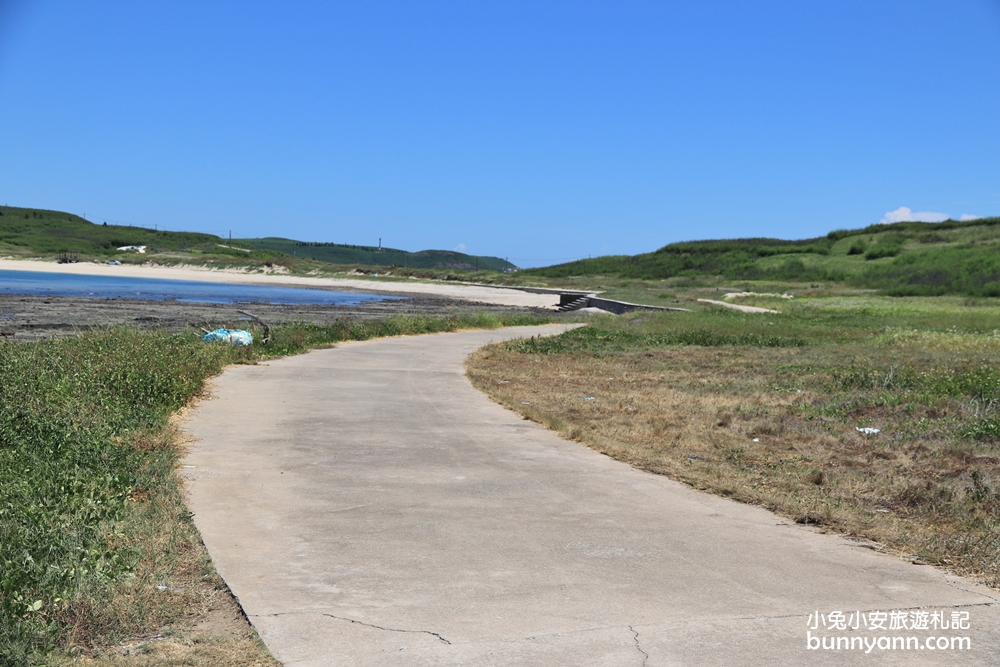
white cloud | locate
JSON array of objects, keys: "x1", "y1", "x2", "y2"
[
  {"x1": 879, "y1": 206, "x2": 949, "y2": 224},
  {"x1": 453, "y1": 243, "x2": 466, "y2": 252},
  {"x1": 960, "y1": 214, "x2": 982, "y2": 221}
]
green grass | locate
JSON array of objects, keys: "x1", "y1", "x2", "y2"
[
  {"x1": 0, "y1": 313, "x2": 549, "y2": 666},
  {"x1": 0, "y1": 330, "x2": 241, "y2": 665},
  {"x1": 509, "y1": 324, "x2": 806, "y2": 356}
]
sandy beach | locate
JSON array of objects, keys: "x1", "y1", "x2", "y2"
[
  {"x1": 0, "y1": 258, "x2": 560, "y2": 309},
  {"x1": 0, "y1": 258, "x2": 564, "y2": 341}
]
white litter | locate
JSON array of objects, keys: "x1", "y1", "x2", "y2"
[
  {"x1": 856, "y1": 427, "x2": 880, "y2": 435},
  {"x1": 202, "y1": 328, "x2": 253, "y2": 346},
  {"x1": 155, "y1": 585, "x2": 186, "y2": 593},
  {"x1": 583, "y1": 396, "x2": 595, "y2": 400},
  {"x1": 752, "y1": 438, "x2": 760, "y2": 442}
]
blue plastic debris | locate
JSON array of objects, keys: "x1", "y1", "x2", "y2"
[{"x1": 202, "y1": 328, "x2": 254, "y2": 346}]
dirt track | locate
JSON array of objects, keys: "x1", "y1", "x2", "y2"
[
  {"x1": 0, "y1": 293, "x2": 554, "y2": 341},
  {"x1": 696, "y1": 298, "x2": 779, "y2": 313}
]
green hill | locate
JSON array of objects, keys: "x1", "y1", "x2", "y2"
[
  {"x1": 525, "y1": 216, "x2": 1000, "y2": 297},
  {"x1": 0, "y1": 206, "x2": 220, "y2": 256},
  {"x1": 0, "y1": 206, "x2": 512, "y2": 270},
  {"x1": 237, "y1": 237, "x2": 511, "y2": 271}
]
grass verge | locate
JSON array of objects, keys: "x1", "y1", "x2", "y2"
[
  {"x1": 1, "y1": 313, "x2": 548, "y2": 666},
  {"x1": 466, "y1": 300, "x2": 1000, "y2": 588}
]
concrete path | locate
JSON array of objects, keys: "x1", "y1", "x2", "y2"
[{"x1": 182, "y1": 326, "x2": 1000, "y2": 666}]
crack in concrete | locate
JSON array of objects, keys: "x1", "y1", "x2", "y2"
[
  {"x1": 941, "y1": 578, "x2": 1000, "y2": 603},
  {"x1": 628, "y1": 625, "x2": 649, "y2": 667},
  {"x1": 252, "y1": 611, "x2": 452, "y2": 644}
]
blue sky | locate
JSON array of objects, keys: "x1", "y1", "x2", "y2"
[{"x1": 1, "y1": 1, "x2": 998, "y2": 267}]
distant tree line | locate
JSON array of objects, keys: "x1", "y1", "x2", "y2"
[{"x1": 294, "y1": 241, "x2": 397, "y2": 253}]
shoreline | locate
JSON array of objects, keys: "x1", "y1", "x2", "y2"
[{"x1": 0, "y1": 258, "x2": 559, "y2": 309}]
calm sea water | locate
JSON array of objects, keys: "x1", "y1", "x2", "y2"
[{"x1": 0, "y1": 269, "x2": 399, "y2": 306}]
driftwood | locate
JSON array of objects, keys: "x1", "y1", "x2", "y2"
[{"x1": 236, "y1": 310, "x2": 271, "y2": 344}]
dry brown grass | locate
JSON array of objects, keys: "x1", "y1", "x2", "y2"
[
  {"x1": 51, "y1": 596, "x2": 276, "y2": 667},
  {"x1": 467, "y1": 338, "x2": 1000, "y2": 587}
]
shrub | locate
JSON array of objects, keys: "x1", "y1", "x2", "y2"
[
  {"x1": 847, "y1": 239, "x2": 867, "y2": 255},
  {"x1": 864, "y1": 234, "x2": 906, "y2": 260}
]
